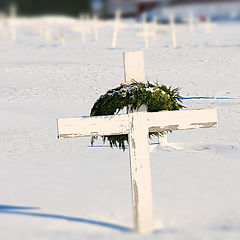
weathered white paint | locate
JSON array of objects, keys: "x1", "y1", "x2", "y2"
[
  {"x1": 58, "y1": 114, "x2": 129, "y2": 138},
  {"x1": 128, "y1": 105, "x2": 154, "y2": 232},
  {"x1": 147, "y1": 108, "x2": 218, "y2": 132},
  {"x1": 58, "y1": 51, "x2": 218, "y2": 233},
  {"x1": 112, "y1": 9, "x2": 121, "y2": 48},
  {"x1": 58, "y1": 108, "x2": 217, "y2": 139},
  {"x1": 57, "y1": 107, "x2": 217, "y2": 233},
  {"x1": 123, "y1": 51, "x2": 146, "y2": 84},
  {"x1": 124, "y1": 54, "x2": 154, "y2": 232}
]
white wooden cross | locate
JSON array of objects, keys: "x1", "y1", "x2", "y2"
[
  {"x1": 58, "y1": 25, "x2": 65, "y2": 47},
  {"x1": 41, "y1": 23, "x2": 51, "y2": 42},
  {"x1": 0, "y1": 17, "x2": 6, "y2": 40},
  {"x1": 123, "y1": 51, "x2": 145, "y2": 84},
  {"x1": 111, "y1": 10, "x2": 127, "y2": 48},
  {"x1": 202, "y1": 16, "x2": 216, "y2": 34},
  {"x1": 111, "y1": 9, "x2": 121, "y2": 48},
  {"x1": 151, "y1": 15, "x2": 159, "y2": 42},
  {"x1": 205, "y1": 16, "x2": 211, "y2": 34},
  {"x1": 188, "y1": 11, "x2": 195, "y2": 33},
  {"x1": 71, "y1": 14, "x2": 89, "y2": 44},
  {"x1": 136, "y1": 13, "x2": 156, "y2": 49},
  {"x1": 8, "y1": 18, "x2": 17, "y2": 41},
  {"x1": 93, "y1": 15, "x2": 99, "y2": 42},
  {"x1": 79, "y1": 14, "x2": 87, "y2": 44},
  {"x1": 49, "y1": 25, "x2": 75, "y2": 47},
  {"x1": 57, "y1": 53, "x2": 218, "y2": 233},
  {"x1": 169, "y1": 13, "x2": 177, "y2": 49}
]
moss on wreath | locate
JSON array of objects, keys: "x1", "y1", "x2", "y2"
[{"x1": 90, "y1": 81, "x2": 185, "y2": 151}]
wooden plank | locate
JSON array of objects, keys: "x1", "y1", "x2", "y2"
[
  {"x1": 58, "y1": 108, "x2": 217, "y2": 138},
  {"x1": 147, "y1": 108, "x2": 217, "y2": 132},
  {"x1": 128, "y1": 111, "x2": 155, "y2": 233},
  {"x1": 123, "y1": 51, "x2": 146, "y2": 83},
  {"x1": 57, "y1": 114, "x2": 129, "y2": 138}
]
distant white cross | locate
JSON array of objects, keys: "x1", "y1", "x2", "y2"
[
  {"x1": 136, "y1": 13, "x2": 156, "y2": 49},
  {"x1": 49, "y1": 25, "x2": 73, "y2": 47},
  {"x1": 169, "y1": 13, "x2": 177, "y2": 49},
  {"x1": 111, "y1": 10, "x2": 126, "y2": 48},
  {"x1": 151, "y1": 15, "x2": 158, "y2": 42},
  {"x1": 188, "y1": 11, "x2": 195, "y2": 33},
  {"x1": 84, "y1": 14, "x2": 91, "y2": 35},
  {"x1": 93, "y1": 15, "x2": 99, "y2": 42},
  {"x1": 137, "y1": 25, "x2": 156, "y2": 49},
  {"x1": 59, "y1": 25, "x2": 65, "y2": 47},
  {"x1": 79, "y1": 14, "x2": 87, "y2": 44},
  {"x1": 204, "y1": 16, "x2": 216, "y2": 34},
  {"x1": 0, "y1": 17, "x2": 5, "y2": 40},
  {"x1": 57, "y1": 52, "x2": 218, "y2": 233},
  {"x1": 71, "y1": 14, "x2": 88, "y2": 44},
  {"x1": 9, "y1": 19, "x2": 17, "y2": 41}
]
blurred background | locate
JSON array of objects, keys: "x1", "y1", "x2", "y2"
[
  {"x1": 0, "y1": 0, "x2": 240, "y2": 21},
  {"x1": 0, "y1": 0, "x2": 90, "y2": 16}
]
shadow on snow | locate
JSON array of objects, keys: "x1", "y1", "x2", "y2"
[{"x1": 0, "y1": 204, "x2": 132, "y2": 232}]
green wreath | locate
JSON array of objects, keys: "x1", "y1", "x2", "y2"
[{"x1": 90, "y1": 81, "x2": 185, "y2": 150}]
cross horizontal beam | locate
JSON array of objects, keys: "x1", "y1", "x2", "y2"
[
  {"x1": 57, "y1": 108, "x2": 217, "y2": 139},
  {"x1": 148, "y1": 108, "x2": 217, "y2": 132}
]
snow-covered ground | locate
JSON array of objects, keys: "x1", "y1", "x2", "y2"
[{"x1": 0, "y1": 17, "x2": 240, "y2": 240}]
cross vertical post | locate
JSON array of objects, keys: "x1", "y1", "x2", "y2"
[
  {"x1": 124, "y1": 52, "x2": 155, "y2": 232},
  {"x1": 57, "y1": 108, "x2": 218, "y2": 233},
  {"x1": 128, "y1": 106, "x2": 155, "y2": 232},
  {"x1": 123, "y1": 51, "x2": 168, "y2": 145},
  {"x1": 123, "y1": 51, "x2": 146, "y2": 83}
]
